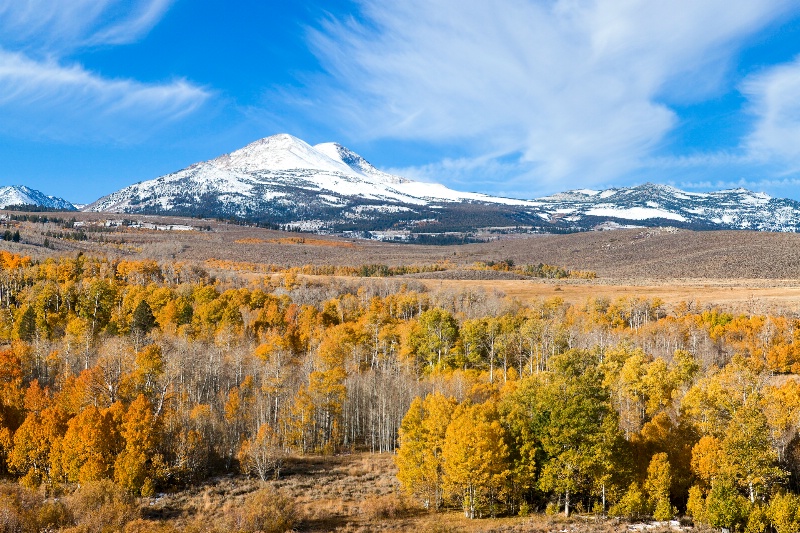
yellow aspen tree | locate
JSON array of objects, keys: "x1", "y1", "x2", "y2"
[
  {"x1": 768, "y1": 492, "x2": 800, "y2": 533},
  {"x1": 114, "y1": 394, "x2": 158, "y2": 495},
  {"x1": 442, "y1": 401, "x2": 509, "y2": 519},
  {"x1": 410, "y1": 308, "x2": 459, "y2": 373},
  {"x1": 0, "y1": 347, "x2": 24, "y2": 472},
  {"x1": 395, "y1": 393, "x2": 456, "y2": 511},
  {"x1": 287, "y1": 386, "x2": 316, "y2": 454},
  {"x1": 609, "y1": 482, "x2": 648, "y2": 520},
  {"x1": 633, "y1": 412, "x2": 696, "y2": 501},
  {"x1": 720, "y1": 401, "x2": 784, "y2": 503},
  {"x1": 132, "y1": 344, "x2": 165, "y2": 399},
  {"x1": 223, "y1": 377, "x2": 255, "y2": 468},
  {"x1": 686, "y1": 484, "x2": 707, "y2": 524},
  {"x1": 761, "y1": 381, "x2": 800, "y2": 462},
  {"x1": 8, "y1": 406, "x2": 69, "y2": 487},
  {"x1": 538, "y1": 350, "x2": 621, "y2": 517},
  {"x1": 238, "y1": 423, "x2": 285, "y2": 481},
  {"x1": 58, "y1": 403, "x2": 122, "y2": 485},
  {"x1": 691, "y1": 435, "x2": 724, "y2": 488},
  {"x1": 644, "y1": 452, "x2": 675, "y2": 521},
  {"x1": 305, "y1": 324, "x2": 354, "y2": 453}
]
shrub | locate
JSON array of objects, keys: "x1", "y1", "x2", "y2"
[
  {"x1": 227, "y1": 487, "x2": 298, "y2": 533},
  {"x1": 705, "y1": 477, "x2": 748, "y2": 532},
  {"x1": 360, "y1": 493, "x2": 407, "y2": 519},
  {"x1": 123, "y1": 520, "x2": 181, "y2": 533},
  {"x1": 66, "y1": 479, "x2": 138, "y2": 533},
  {"x1": 0, "y1": 482, "x2": 69, "y2": 533},
  {"x1": 745, "y1": 504, "x2": 769, "y2": 533},
  {"x1": 653, "y1": 498, "x2": 675, "y2": 521},
  {"x1": 0, "y1": 487, "x2": 29, "y2": 533}
]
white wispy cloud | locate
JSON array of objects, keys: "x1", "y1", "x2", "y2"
[
  {"x1": 0, "y1": 0, "x2": 173, "y2": 51},
  {"x1": 0, "y1": 0, "x2": 207, "y2": 142},
  {"x1": 385, "y1": 154, "x2": 528, "y2": 193},
  {"x1": 742, "y1": 55, "x2": 800, "y2": 170},
  {"x1": 676, "y1": 177, "x2": 800, "y2": 194},
  {"x1": 0, "y1": 50, "x2": 209, "y2": 141},
  {"x1": 307, "y1": 0, "x2": 796, "y2": 193}
]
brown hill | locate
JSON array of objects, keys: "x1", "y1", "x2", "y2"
[{"x1": 3, "y1": 212, "x2": 800, "y2": 280}]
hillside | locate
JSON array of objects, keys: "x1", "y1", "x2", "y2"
[
  {"x1": 81, "y1": 134, "x2": 800, "y2": 237},
  {"x1": 4, "y1": 210, "x2": 800, "y2": 281}
]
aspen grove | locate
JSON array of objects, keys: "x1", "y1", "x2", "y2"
[{"x1": 1, "y1": 251, "x2": 800, "y2": 530}]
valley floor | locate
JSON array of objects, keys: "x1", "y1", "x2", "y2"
[
  {"x1": 139, "y1": 453, "x2": 688, "y2": 533},
  {"x1": 410, "y1": 277, "x2": 800, "y2": 315}
]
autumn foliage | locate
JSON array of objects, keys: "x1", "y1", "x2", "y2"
[{"x1": 0, "y1": 251, "x2": 799, "y2": 530}]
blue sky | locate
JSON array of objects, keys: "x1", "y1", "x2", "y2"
[{"x1": 3, "y1": 1, "x2": 800, "y2": 204}]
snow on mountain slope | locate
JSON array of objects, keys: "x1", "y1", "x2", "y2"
[
  {"x1": 86, "y1": 134, "x2": 534, "y2": 217},
  {"x1": 585, "y1": 206, "x2": 687, "y2": 222},
  {"x1": 84, "y1": 134, "x2": 800, "y2": 235},
  {"x1": 314, "y1": 142, "x2": 409, "y2": 185},
  {"x1": 0, "y1": 185, "x2": 76, "y2": 210},
  {"x1": 214, "y1": 134, "x2": 356, "y2": 175},
  {"x1": 532, "y1": 183, "x2": 800, "y2": 232}
]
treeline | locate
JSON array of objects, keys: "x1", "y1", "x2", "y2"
[
  {"x1": 206, "y1": 257, "x2": 592, "y2": 280},
  {"x1": 205, "y1": 258, "x2": 451, "y2": 278},
  {"x1": 5, "y1": 214, "x2": 75, "y2": 226},
  {"x1": 0, "y1": 252, "x2": 799, "y2": 531},
  {"x1": 472, "y1": 259, "x2": 597, "y2": 279},
  {"x1": 2, "y1": 206, "x2": 76, "y2": 214}
]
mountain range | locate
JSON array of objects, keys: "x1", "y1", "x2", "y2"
[{"x1": 4, "y1": 134, "x2": 800, "y2": 238}]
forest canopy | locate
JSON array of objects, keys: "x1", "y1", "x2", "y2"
[{"x1": 0, "y1": 251, "x2": 798, "y2": 531}]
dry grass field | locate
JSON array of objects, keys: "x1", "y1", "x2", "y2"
[
  {"x1": 136, "y1": 453, "x2": 678, "y2": 533},
  {"x1": 6, "y1": 210, "x2": 800, "y2": 314},
  {"x1": 413, "y1": 277, "x2": 800, "y2": 314},
  {"x1": 5, "y1": 212, "x2": 800, "y2": 279}
]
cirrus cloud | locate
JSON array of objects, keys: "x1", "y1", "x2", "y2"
[
  {"x1": 0, "y1": 0, "x2": 208, "y2": 143},
  {"x1": 743, "y1": 55, "x2": 800, "y2": 170},
  {"x1": 0, "y1": 0, "x2": 173, "y2": 52},
  {"x1": 306, "y1": 0, "x2": 797, "y2": 194}
]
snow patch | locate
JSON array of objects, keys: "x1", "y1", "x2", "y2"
[{"x1": 586, "y1": 207, "x2": 686, "y2": 222}]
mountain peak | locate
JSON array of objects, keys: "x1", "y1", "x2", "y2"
[
  {"x1": 313, "y1": 142, "x2": 410, "y2": 184},
  {"x1": 211, "y1": 133, "x2": 355, "y2": 175},
  {"x1": 0, "y1": 185, "x2": 76, "y2": 210}
]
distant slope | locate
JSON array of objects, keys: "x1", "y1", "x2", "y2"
[
  {"x1": 0, "y1": 185, "x2": 76, "y2": 210},
  {"x1": 458, "y1": 227, "x2": 800, "y2": 279},
  {"x1": 10, "y1": 207, "x2": 800, "y2": 280},
  {"x1": 85, "y1": 134, "x2": 800, "y2": 236},
  {"x1": 530, "y1": 183, "x2": 800, "y2": 232}
]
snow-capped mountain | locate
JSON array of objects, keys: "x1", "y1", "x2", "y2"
[
  {"x1": 530, "y1": 183, "x2": 800, "y2": 232},
  {"x1": 85, "y1": 134, "x2": 800, "y2": 236},
  {"x1": 0, "y1": 185, "x2": 76, "y2": 210},
  {"x1": 87, "y1": 134, "x2": 530, "y2": 216}
]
